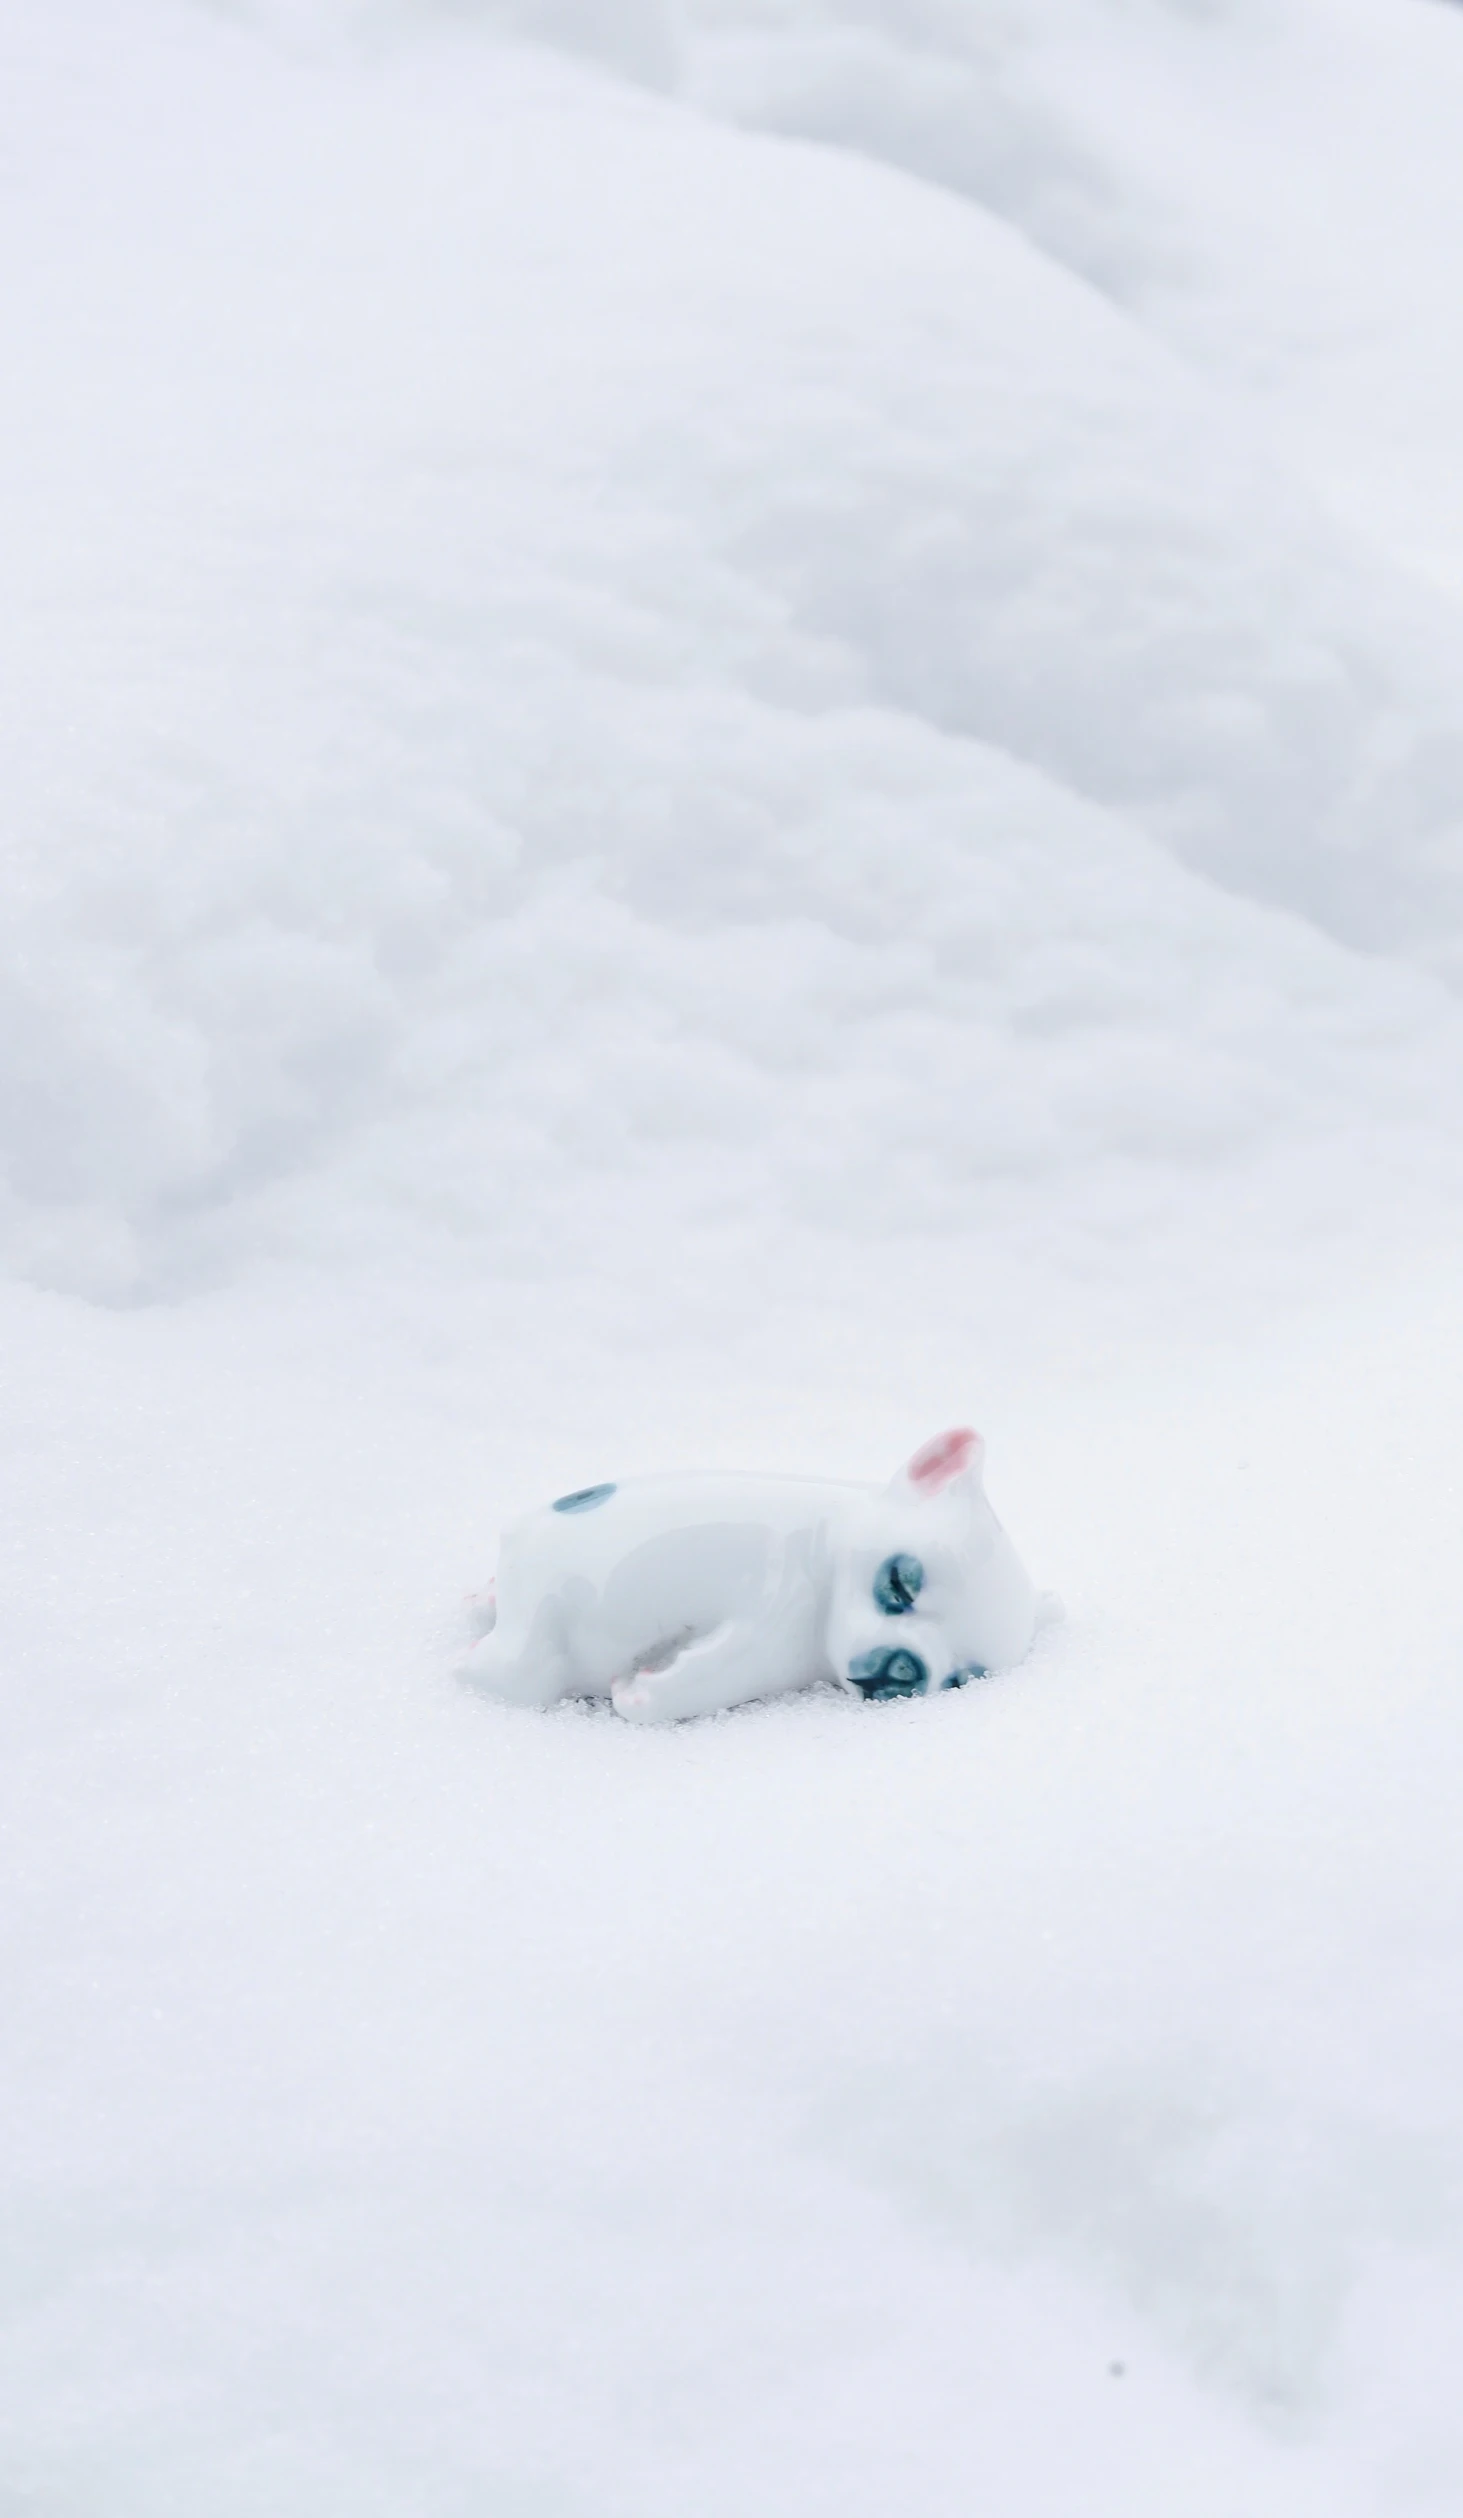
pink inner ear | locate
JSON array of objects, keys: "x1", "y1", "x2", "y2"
[{"x1": 908, "y1": 1427, "x2": 980, "y2": 1492}]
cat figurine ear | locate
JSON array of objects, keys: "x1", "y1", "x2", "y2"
[{"x1": 891, "y1": 1427, "x2": 985, "y2": 1498}]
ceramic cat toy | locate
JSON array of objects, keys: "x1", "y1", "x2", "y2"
[{"x1": 457, "y1": 1427, "x2": 1040, "y2": 1723}]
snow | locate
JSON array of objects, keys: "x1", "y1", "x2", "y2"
[{"x1": 4, "y1": 0, "x2": 1463, "y2": 2507}]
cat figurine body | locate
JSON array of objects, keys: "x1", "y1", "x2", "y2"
[{"x1": 458, "y1": 1427, "x2": 1040, "y2": 1724}]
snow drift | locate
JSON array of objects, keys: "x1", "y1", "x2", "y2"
[{"x1": 5, "y1": 0, "x2": 1463, "y2": 1300}]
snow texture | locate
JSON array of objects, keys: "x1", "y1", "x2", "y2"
[{"x1": 4, "y1": 0, "x2": 1463, "y2": 2508}]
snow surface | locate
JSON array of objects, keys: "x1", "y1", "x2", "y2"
[{"x1": 5, "y1": 0, "x2": 1463, "y2": 2508}]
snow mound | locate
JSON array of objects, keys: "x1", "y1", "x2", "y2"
[{"x1": 4, "y1": 0, "x2": 1463, "y2": 1302}]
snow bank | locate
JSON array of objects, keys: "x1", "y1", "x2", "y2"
[
  {"x1": 4, "y1": 0, "x2": 1463, "y2": 1300},
  {"x1": 682, "y1": 0, "x2": 1463, "y2": 592}
]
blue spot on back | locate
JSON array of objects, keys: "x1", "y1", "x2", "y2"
[
  {"x1": 848, "y1": 1646, "x2": 929, "y2": 1702},
  {"x1": 873, "y1": 1552, "x2": 924, "y2": 1615},
  {"x1": 552, "y1": 1482, "x2": 616, "y2": 1515}
]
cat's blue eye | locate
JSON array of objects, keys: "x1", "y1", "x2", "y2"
[
  {"x1": 872, "y1": 1553, "x2": 924, "y2": 1615},
  {"x1": 848, "y1": 1646, "x2": 929, "y2": 1701}
]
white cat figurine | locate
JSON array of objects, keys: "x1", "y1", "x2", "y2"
[{"x1": 458, "y1": 1427, "x2": 1040, "y2": 1724}]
